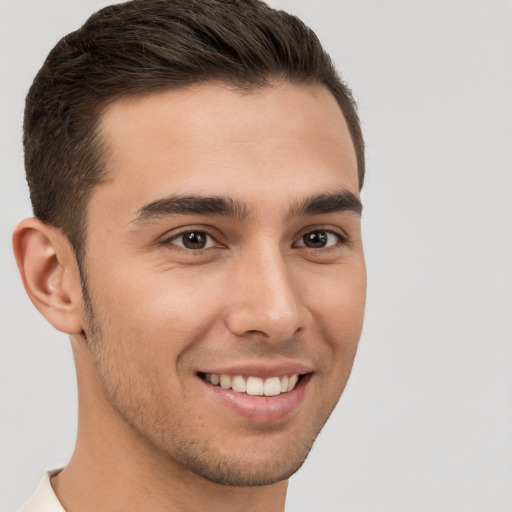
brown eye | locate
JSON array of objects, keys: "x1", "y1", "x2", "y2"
[
  {"x1": 183, "y1": 232, "x2": 207, "y2": 249},
  {"x1": 303, "y1": 231, "x2": 327, "y2": 248},
  {"x1": 168, "y1": 231, "x2": 215, "y2": 250},
  {"x1": 295, "y1": 230, "x2": 341, "y2": 249}
]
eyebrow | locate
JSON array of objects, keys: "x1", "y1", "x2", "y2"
[
  {"x1": 132, "y1": 190, "x2": 362, "y2": 224},
  {"x1": 133, "y1": 195, "x2": 249, "y2": 222},
  {"x1": 287, "y1": 190, "x2": 362, "y2": 218}
]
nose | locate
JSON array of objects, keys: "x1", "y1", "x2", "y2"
[{"x1": 224, "y1": 246, "x2": 309, "y2": 341}]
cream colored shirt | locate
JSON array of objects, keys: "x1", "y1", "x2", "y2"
[{"x1": 17, "y1": 470, "x2": 65, "y2": 512}]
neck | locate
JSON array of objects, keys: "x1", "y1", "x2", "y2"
[{"x1": 52, "y1": 337, "x2": 288, "y2": 512}]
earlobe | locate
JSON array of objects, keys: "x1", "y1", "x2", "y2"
[{"x1": 12, "y1": 218, "x2": 84, "y2": 335}]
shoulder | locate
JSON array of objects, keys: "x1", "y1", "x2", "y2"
[{"x1": 17, "y1": 470, "x2": 66, "y2": 512}]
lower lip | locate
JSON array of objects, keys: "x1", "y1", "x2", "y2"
[{"x1": 200, "y1": 374, "x2": 311, "y2": 423}]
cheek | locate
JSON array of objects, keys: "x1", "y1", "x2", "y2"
[
  {"x1": 89, "y1": 263, "x2": 227, "y2": 363},
  {"x1": 302, "y1": 260, "x2": 366, "y2": 329},
  {"x1": 300, "y1": 261, "x2": 366, "y2": 377}
]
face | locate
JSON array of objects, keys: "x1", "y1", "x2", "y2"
[{"x1": 80, "y1": 82, "x2": 366, "y2": 486}]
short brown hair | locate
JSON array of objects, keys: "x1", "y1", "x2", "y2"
[{"x1": 24, "y1": 0, "x2": 365, "y2": 254}]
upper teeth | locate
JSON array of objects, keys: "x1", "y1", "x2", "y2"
[{"x1": 205, "y1": 374, "x2": 299, "y2": 396}]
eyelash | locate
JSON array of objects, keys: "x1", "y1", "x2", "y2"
[{"x1": 162, "y1": 227, "x2": 348, "y2": 252}]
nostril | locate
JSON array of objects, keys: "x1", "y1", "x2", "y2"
[{"x1": 245, "y1": 329, "x2": 269, "y2": 338}]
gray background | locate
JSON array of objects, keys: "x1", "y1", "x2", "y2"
[{"x1": 1, "y1": 1, "x2": 511, "y2": 511}]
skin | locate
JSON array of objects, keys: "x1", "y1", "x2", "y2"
[{"x1": 13, "y1": 82, "x2": 366, "y2": 512}]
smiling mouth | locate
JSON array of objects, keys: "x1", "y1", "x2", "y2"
[{"x1": 198, "y1": 372, "x2": 304, "y2": 397}]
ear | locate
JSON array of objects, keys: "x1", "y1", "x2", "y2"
[{"x1": 13, "y1": 218, "x2": 84, "y2": 334}]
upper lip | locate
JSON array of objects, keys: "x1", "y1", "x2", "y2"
[{"x1": 197, "y1": 361, "x2": 314, "y2": 379}]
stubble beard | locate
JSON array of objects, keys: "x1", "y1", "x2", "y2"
[{"x1": 78, "y1": 262, "x2": 333, "y2": 488}]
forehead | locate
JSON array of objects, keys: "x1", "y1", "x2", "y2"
[{"x1": 94, "y1": 82, "x2": 359, "y2": 215}]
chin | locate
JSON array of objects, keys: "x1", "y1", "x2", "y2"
[
  {"x1": 160, "y1": 423, "x2": 322, "y2": 488},
  {"x1": 179, "y1": 449, "x2": 309, "y2": 487}
]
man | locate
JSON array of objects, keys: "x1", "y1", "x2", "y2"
[{"x1": 13, "y1": 0, "x2": 366, "y2": 510}]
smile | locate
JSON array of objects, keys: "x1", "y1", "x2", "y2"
[
  {"x1": 202, "y1": 373, "x2": 300, "y2": 396},
  {"x1": 197, "y1": 364, "x2": 313, "y2": 422}
]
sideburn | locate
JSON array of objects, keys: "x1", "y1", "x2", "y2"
[{"x1": 75, "y1": 249, "x2": 97, "y2": 346}]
